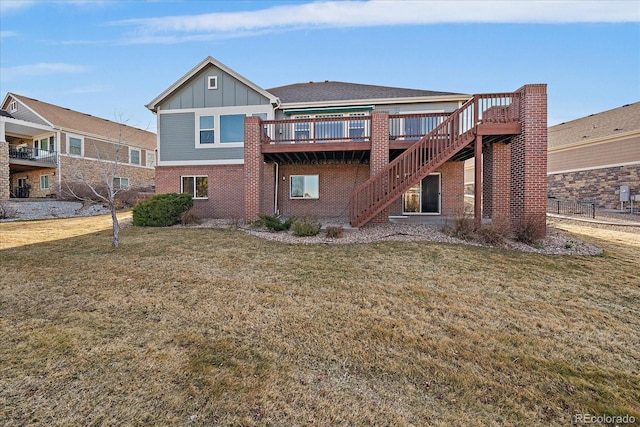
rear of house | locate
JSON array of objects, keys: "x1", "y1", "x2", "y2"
[{"x1": 147, "y1": 56, "x2": 547, "y2": 232}]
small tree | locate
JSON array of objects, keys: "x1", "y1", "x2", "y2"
[{"x1": 64, "y1": 115, "x2": 146, "y2": 248}]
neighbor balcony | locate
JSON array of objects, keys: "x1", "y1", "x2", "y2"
[{"x1": 9, "y1": 145, "x2": 57, "y2": 170}]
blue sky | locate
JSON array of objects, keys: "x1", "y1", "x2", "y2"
[{"x1": 1, "y1": 0, "x2": 638, "y2": 131}]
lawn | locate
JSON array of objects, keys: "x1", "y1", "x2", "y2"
[{"x1": 0, "y1": 217, "x2": 638, "y2": 426}]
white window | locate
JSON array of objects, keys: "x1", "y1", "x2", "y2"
[
  {"x1": 199, "y1": 115, "x2": 215, "y2": 145},
  {"x1": 34, "y1": 136, "x2": 53, "y2": 154},
  {"x1": 40, "y1": 175, "x2": 50, "y2": 190},
  {"x1": 9, "y1": 100, "x2": 17, "y2": 113},
  {"x1": 207, "y1": 76, "x2": 218, "y2": 90},
  {"x1": 130, "y1": 148, "x2": 140, "y2": 165},
  {"x1": 220, "y1": 114, "x2": 245, "y2": 143},
  {"x1": 182, "y1": 176, "x2": 208, "y2": 199},
  {"x1": 290, "y1": 175, "x2": 319, "y2": 199},
  {"x1": 67, "y1": 134, "x2": 83, "y2": 156},
  {"x1": 113, "y1": 177, "x2": 130, "y2": 189},
  {"x1": 146, "y1": 152, "x2": 156, "y2": 168}
]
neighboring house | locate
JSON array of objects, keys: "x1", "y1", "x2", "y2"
[
  {"x1": 547, "y1": 102, "x2": 640, "y2": 209},
  {"x1": 0, "y1": 93, "x2": 156, "y2": 200},
  {"x1": 147, "y1": 56, "x2": 547, "y2": 232}
]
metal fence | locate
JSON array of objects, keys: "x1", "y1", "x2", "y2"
[{"x1": 547, "y1": 198, "x2": 596, "y2": 219}]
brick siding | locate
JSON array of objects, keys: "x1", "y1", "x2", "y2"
[
  {"x1": 277, "y1": 163, "x2": 370, "y2": 219},
  {"x1": 510, "y1": 84, "x2": 548, "y2": 235},
  {"x1": 155, "y1": 165, "x2": 244, "y2": 219},
  {"x1": 483, "y1": 142, "x2": 511, "y2": 228}
]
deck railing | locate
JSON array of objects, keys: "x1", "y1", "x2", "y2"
[
  {"x1": 9, "y1": 145, "x2": 57, "y2": 164},
  {"x1": 389, "y1": 112, "x2": 451, "y2": 140},
  {"x1": 547, "y1": 198, "x2": 596, "y2": 219},
  {"x1": 261, "y1": 112, "x2": 459, "y2": 145},
  {"x1": 261, "y1": 116, "x2": 372, "y2": 144},
  {"x1": 350, "y1": 92, "x2": 521, "y2": 226}
]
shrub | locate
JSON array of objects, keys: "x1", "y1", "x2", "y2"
[
  {"x1": 132, "y1": 193, "x2": 193, "y2": 227},
  {"x1": 0, "y1": 201, "x2": 16, "y2": 219},
  {"x1": 256, "y1": 214, "x2": 294, "y2": 232},
  {"x1": 291, "y1": 218, "x2": 321, "y2": 237},
  {"x1": 476, "y1": 224, "x2": 510, "y2": 246},
  {"x1": 325, "y1": 225, "x2": 344, "y2": 239},
  {"x1": 115, "y1": 189, "x2": 153, "y2": 209},
  {"x1": 514, "y1": 218, "x2": 545, "y2": 245},
  {"x1": 443, "y1": 211, "x2": 475, "y2": 240},
  {"x1": 180, "y1": 208, "x2": 202, "y2": 225}
]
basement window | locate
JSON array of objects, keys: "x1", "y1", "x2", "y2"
[
  {"x1": 182, "y1": 176, "x2": 208, "y2": 199},
  {"x1": 290, "y1": 175, "x2": 319, "y2": 199}
]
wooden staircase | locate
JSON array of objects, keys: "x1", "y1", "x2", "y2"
[{"x1": 350, "y1": 92, "x2": 521, "y2": 227}]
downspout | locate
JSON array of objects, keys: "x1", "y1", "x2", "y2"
[
  {"x1": 56, "y1": 130, "x2": 61, "y2": 196},
  {"x1": 274, "y1": 162, "x2": 279, "y2": 215}
]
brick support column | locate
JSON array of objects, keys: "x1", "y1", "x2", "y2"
[
  {"x1": 369, "y1": 110, "x2": 390, "y2": 223},
  {"x1": 483, "y1": 142, "x2": 511, "y2": 229},
  {"x1": 244, "y1": 116, "x2": 263, "y2": 223},
  {"x1": 511, "y1": 84, "x2": 547, "y2": 236}
]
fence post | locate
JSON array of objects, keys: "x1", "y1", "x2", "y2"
[
  {"x1": 557, "y1": 200, "x2": 560, "y2": 215},
  {"x1": 592, "y1": 203, "x2": 595, "y2": 219}
]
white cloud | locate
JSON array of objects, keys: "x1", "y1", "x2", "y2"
[
  {"x1": 0, "y1": 31, "x2": 19, "y2": 39},
  {"x1": 0, "y1": 63, "x2": 89, "y2": 82},
  {"x1": 0, "y1": 0, "x2": 36, "y2": 13},
  {"x1": 113, "y1": 0, "x2": 640, "y2": 44}
]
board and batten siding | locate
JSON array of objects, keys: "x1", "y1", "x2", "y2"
[
  {"x1": 8, "y1": 98, "x2": 50, "y2": 127},
  {"x1": 158, "y1": 112, "x2": 244, "y2": 162},
  {"x1": 158, "y1": 65, "x2": 271, "y2": 111}
]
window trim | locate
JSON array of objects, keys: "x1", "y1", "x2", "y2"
[
  {"x1": 207, "y1": 76, "x2": 218, "y2": 90},
  {"x1": 113, "y1": 177, "x2": 130, "y2": 189},
  {"x1": 129, "y1": 148, "x2": 141, "y2": 165},
  {"x1": 9, "y1": 100, "x2": 17, "y2": 113},
  {"x1": 194, "y1": 107, "x2": 253, "y2": 149},
  {"x1": 290, "y1": 174, "x2": 319, "y2": 200},
  {"x1": 146, "y1": 152, "x2": 156, "y2": 168},
  {"x1": 181, "y1": 175, "x2": 208, "y2": 200},
  {"x1": 196, "y1": 113, "x2": 216, "y2": 148},
  {"x1": 66, "y1": 134, "x2": 84, "y2": 156},
  {"x1": 40, "y1": 174, "x2": 50, "y2": 190}
]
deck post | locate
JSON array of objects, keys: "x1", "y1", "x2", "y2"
[{"x1": 474, "y1": 134, "x2": 482, "y2": 230}]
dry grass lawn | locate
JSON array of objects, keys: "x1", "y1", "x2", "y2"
[{"x1": 0, "y1": 216, "x2": 639, "y2": 426}]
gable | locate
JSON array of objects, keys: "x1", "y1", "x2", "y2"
[
  {"x1": 1, "y1": 95, "x2": 50, "y2": 127},
  {"x1": 158, "y1": 64, "x2": 272, "y2": 111}
]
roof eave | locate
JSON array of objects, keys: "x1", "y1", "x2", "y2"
[
  {"x1": 277, "y1": 94, "x2": 471, "y2": 110},
  {"x1": 146, "y1": 56, "x2": 279, "y2": 113}
]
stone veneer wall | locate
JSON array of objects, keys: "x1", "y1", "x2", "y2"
[
  {"x1": 0, "y1": 141, "x2": 9, "y2": 200},
  {"x1": 59, "y1": 155, "x2": 155, "y2": 195},
  {"x1": 8, "y1": 167, "x2": 57, "y2": 198},
  {"x1": 548, "y1": 164, "x2": 640, "y2": 209}
]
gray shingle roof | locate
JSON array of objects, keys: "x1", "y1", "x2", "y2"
[
  {"x1": 548, "y1": 102, "x2": 640, "y2": 148},
  {"x1": 267, "y1": 81, "x2": 465, "y2": 104}
]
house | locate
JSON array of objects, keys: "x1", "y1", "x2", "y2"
[
  {"x1": 547, "y1": 102, "x2": 640, "y2": 210},
  {"x1": 146, "y1": 56, "x2": 547, "y2": 233},
  {"x1": 0, "y1": 93, "x2": 156, "y2": 200}
]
